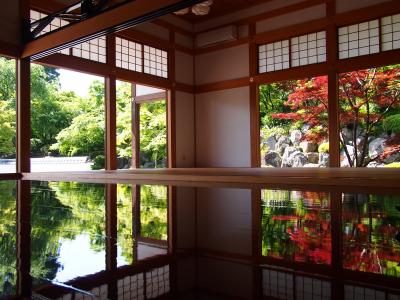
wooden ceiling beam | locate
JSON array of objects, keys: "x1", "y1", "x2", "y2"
[{"x1": 23, "y1": 0, "x2": 201, "y2": 60}]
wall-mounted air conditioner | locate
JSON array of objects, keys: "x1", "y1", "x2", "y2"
[{"x1": 196, "y1": 25, "x2": 238, "y2": 48}]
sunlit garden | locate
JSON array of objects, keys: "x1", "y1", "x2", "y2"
[
  {"x1": 0, "y1": 56, "x2": 167, "y2": 172},
  {"x1": 260, "y1": 65, "x2": 400, "y2": 168}
]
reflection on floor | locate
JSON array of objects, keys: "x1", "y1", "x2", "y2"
[{"x1": 0, "y1": 181, "x2": 399, "y2": 299}]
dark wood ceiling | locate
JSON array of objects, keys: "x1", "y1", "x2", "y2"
[
  {"x1": 31, "y1": 0, "x2": 272, "y2": 24},
  {"x1": 176, "y1": 0, "x2": 273, "y2": 23}
]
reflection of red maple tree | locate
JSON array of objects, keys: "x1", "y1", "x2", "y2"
[{"x1": 287, "y1": 212, "x2": 332, "y2": 264}]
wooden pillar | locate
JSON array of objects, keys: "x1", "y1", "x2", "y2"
[
  {"x1": 168, "y1": 30, "x2": 176, "y2": 168},
  {"x1": 132, "y1": 185, "x2": 141, "y2": 261},
  {"x1": 249, "y1": 23, "x2": 260, "y2": 167},
  {"x1": 105, "y1": 35, "x2": 117, "y2": 170},
  {"x1": 131, "y1": 84, "x2": 140, "y2": 168},
  {"x1": 105, "y1": 184, "x2": 118, "y2": 299},
  {"x1": 330, "y1": 191, "x2": 344, "y2": 299},
  {"x1": 16, "y1": 180, "x2": 31, "y2": 297},
  {"x1": 252, "y1": 189, "x2": 262, "y2": 299},
  {"x1": 16, "y1": 58, "x2": 31, "y2": 173},
  {"x1": 327, "y1": 0, "x2": 340, "y2": 167}
]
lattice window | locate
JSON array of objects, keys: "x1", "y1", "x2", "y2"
[
  {"x1": 296, "y1": 276, "x2": 331, "y2": 300},
  {"x1": 116, "y1": 37, "x2": 143, "y2": 72},
  {"x1": 344, "y1": 285, "x2": 386, "y2": 300},
  {"x1": 118, "y1": 273, "x2": 145, "y2": 300},
  {"x1": 262, "y1": 269, "x2": 294, "y2": 300},
  {"x1": 30, "y1": 10, "x2": 70, "y2": 55},
  {"x1": 145, "y1": 265, "x2": 170, "y2": 299},
  {"x1": 291, "y1": 31, "x2": 326, "y2": 67},
  {"x1": 258, "y1": 40, "x2": 290, "y2": 73},
  {"x1": 381, "y1": 13, "x2": 400, "y2": 51},
  {"x1": 72, "y1": 37, "x2": 107, "y2": 63},
  {"x1": 338, "y1": 20, "x2": 380, "y2": 59},
  {"x1": 144, "y1": 46, "x2": 168, "y2": 78}
]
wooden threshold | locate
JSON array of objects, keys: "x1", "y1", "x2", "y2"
[{"x1": 21, "y1": 168, "x2": 400, "y2": 192}]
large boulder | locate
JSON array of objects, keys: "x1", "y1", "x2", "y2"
[
  {"x1": 383, "y1": 152, "x2": 400, "y2": 164},
  {"x1": 304, "y1": 163, "x2": 320, "y2": 168},
  {"x1": 264, "y1": 151, "x2": 282, "y2": 168},
  {"x1": 276, "y1": 136, "x2": 291, "y2": 156},
  {"x1": 340, "y1": 145, "x2": 356, "y2": 167},
  {"x1": 368, "y1": 138, "x2": 386, "y2": 158},
  {"x1": 282, "y1": 147, "x2": 307, "y2": 167},
  {"x1": 300, "y1": 141, "x2": 317, "y2": 153},
  {"x1": 281, "y1": 146, "x2": 297, "y2": 167},
  {"x1": 305, "y1": 152, "x2": 319, "y2": 164},
  {"x1": 290, "y1": 152, "x2": 308, "y2": 167},
  {"x1": 265, "y1": 135, "x2": 277, "y2": 151},
  {"x1": 319, "y1": 153, "x2": 329, "y2": 167},
  {"x1": 290, "y1": 130, "x2": 302, "y2": 146}
]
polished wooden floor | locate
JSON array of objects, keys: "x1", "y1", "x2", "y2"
[{"x1": 19, "y1": 168, "x2": 400, "y2": 192}]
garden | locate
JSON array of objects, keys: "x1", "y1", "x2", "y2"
[{"x1": 260, "y1": 65, "x2": 400, "y2": 168}]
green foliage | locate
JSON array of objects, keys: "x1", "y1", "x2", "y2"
[
  {"x1": 116, "y1": 82, "x2": 133, "y2": 160},
  {"x1": 385, "y1": 162, "x2": 400, "y2": 168},
  {"x1": 318, "y1": 142, "x2": 329, "y2": 154},
  {"x1": 383, "y1": 114, "x2": 400, "y2": 134},
  {"x1": 139, "y1": 101, "x2": 167, "y2": 168}
]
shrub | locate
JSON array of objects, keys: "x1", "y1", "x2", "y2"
[
  {"x1": 384, "y1": 162, "x2": 400, "y2": 168},
  {"x1": 383, "y1": 114, "x2": 400, "y2": 134},
  {"x1": 318, "y1": 142, "x2": 329, "y2": 153},
  {"x1": 92, "y1": 155, "x2": 105, "y2": 170}
]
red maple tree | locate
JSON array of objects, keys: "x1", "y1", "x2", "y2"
[{"x1": 270, "y1": 67, "x2": 400, "y2": 167}]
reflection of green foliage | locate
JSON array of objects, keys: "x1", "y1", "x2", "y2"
[
  {"x1": 117, "y1": 184, "x2": 134, "y2": 264},
  {"x1": 0, "y1": 181, "x2": 17, "y2": 297},
  {"x1": 140, "y1": 185, "x2": 168, "y2": 240},
  {"x1": 139, "y1": 102, "x2": 167, "y2": 168}
]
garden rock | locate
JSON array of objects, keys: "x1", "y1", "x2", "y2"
[
  {"x1": 300, "y1": 141, "x2": 317, "y2": 153},
  {"x1": 265, "y1": 135, "x2": 277, "y2": 151},
  {"x1": 341, "y1": 145, "x2": 356, "y2": 167},
  {"x1": 289, "y1": 151, "x2": 308, "y2": 167},
  {"x1": 276, "y1": 136, "x2": 291, "y2": 155},
  {"x1": 304, "y1": 163, "x2": 319, "y2": 167},
  {"x1": 368, "y1": 138, "x2": 386, "y2": 158},
  {"x1": 281, "y1": 147, "x2": 297, "y2": 167},
  {"x1": 264, "y1": 151, "x2": 282, "y2": 168},
  {"x1": 290, "y1": 130, "x2": 302, "y2": 145},
  {"x1": 305, "y1": 152, "x2": 319, "y2": 164},
  {"x1": 383, "y1": 152, "x2": 400, "y2": 164},
  {"x1": 318, "y1": 153, "x2": 329, "y2": 167}
]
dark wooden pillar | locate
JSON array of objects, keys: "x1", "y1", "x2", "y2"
[
  {"x1": 16, "y1": 58, "x2": 31, "y2": 173},
  {"x1": 167, "y1": 30, "x2": 176, "y2": 168},
  {"x1": 105, "y1": 35, "x2": 117, "y2": 170},
  {"x1": 106, "y1": 184, "x2": 118, "y2": 299},
  {"x1": 327, "y1": 0, "x2": 340, "y2": 167},
  {"x1": 249, "y1": 23, "x2": 260, "y2": 167},
  {"x1": 252, "y1": 189, "x2": 262, "y2": 299},
  {"x1": 131, "y1": 84, "x2": 140, "y2": 169},
  {"x1": 16, "y1": 180, "x2": 31, "y2": 297}
]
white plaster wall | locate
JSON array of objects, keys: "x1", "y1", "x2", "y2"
[
  {"x1": 197, "y1": 257, "x2": 253, "y2": 299},
  {"x1": 0, "y1": 1, "x2": 20, "y2": 46},
  {"x1": 176, "y1": 91, "x2": 195, "y2": 168},
  {"x1": 196, "y1": 188, "x2": 252, "y2": 255},
  {"x1": 196, "y1": 87, "x2": 251, "y2": 168},
  {"x1": 256, "y1": 4, "x2": 326, "y2": 34},
  {"x1": 175, "y1": 50, "x2": 194, "y2": 85},
  {"x1": 195, "y1": 44, "x2": 249, "y2": 85},
  {"x1": 336, "y1": 0, "x2": 392, "y2": 14}
]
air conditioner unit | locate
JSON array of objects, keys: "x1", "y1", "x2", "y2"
[{"x1": 196, "y1": 25, "x2": 238, "y2": 48}]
